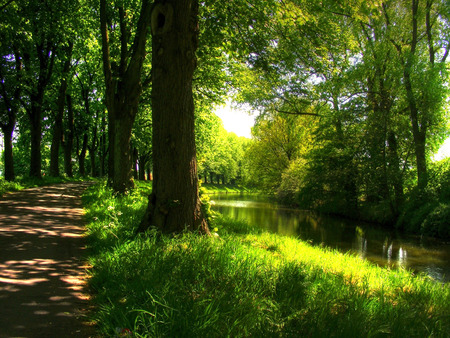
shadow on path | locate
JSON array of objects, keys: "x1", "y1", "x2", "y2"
[{"x1": 0, "y1": 182, "x2": 96, "y2": 337}]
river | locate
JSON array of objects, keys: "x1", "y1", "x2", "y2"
[{"x1": 210, "y1": 193, "x2": 450, "y2": 282}]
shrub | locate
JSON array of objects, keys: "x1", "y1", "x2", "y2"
[{"x1": 421, "y1": 203, "x2": 450, "y2": 239}]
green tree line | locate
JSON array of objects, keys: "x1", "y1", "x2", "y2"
[
  {"x1": 238, "y1": 1, "x2": 449, "y2": 237},
  {"x1": 1, "y1": 0, "x2": 449, "y2": 235}
]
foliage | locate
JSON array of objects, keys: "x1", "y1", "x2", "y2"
[
  {"x1": 0, "y1": 178, "x2": 22, "y2": 196},
  {"x1": 397, "y1": 158, "x2": 450, "y2": 239},
  {"x1": 196, "y1": 109, "x2": 248, "y2": 185},
  {"x1": 84, "y1": 182, "x2": 450, "y2": 337}
]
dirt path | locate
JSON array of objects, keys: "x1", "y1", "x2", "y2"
[{"x1": 0, "y1": 182, "x2": 96, "y2": 337}]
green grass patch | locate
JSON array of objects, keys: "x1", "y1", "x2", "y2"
[
  {"x1": 202, "y1": 183, "x2": 253, "y2": 194},
  {"x1": 0, "y1": 179, "x2": 23, "y2": 196},
  {"x1": 83, "y1": 181, "x2": 450, "y2": 337}
]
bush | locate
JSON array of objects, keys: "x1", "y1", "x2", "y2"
[{"x1": 421, "y1": 203, "x2": 450, "y2": 239}]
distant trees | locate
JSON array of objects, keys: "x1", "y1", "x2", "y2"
[
  {"x1": 1, "y1": 0, "x2": 448, "y2": 236},
  {"x1": 239, "y1": 0, "x2": 449, "y2": 227}
]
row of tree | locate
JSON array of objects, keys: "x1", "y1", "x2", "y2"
[
  {"x1": 1, "y1": 0, "x2": 449, "y2": 234},
  {"x1": 239, "y1": 0, "x2": 449, "y2": 235}
]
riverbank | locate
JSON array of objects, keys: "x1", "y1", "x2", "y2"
[
  {"x1": 83, "y1": 181, "x2": 449, "y2": 337},
  {"x1": 201, "y1": 182, "x2": 254, "y2": 194}
]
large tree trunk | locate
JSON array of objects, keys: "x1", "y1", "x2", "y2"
[
  {"x1": 138, "y1": 0, "x2": 208, "y2": 234},
  {"x1": 112, "y1": 114, "x2": 135, "y2": 192},
  {"x1": 2, "y1": 124, "x2": 15, "y2": 181}
]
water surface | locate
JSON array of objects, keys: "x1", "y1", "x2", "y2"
[{"x1": 210, "y1": 193, "x2": 450, "y2": 282}]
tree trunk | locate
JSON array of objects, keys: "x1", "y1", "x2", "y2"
[
  {"x1": 138, "y1": 155, "x2": 146, "y2": 180},
  {"x1": 90, "y1": 149, "x2": 97, "y2": 177},
  {"x1": 78, "y1": 133, "x2": 88, "y2": 177},
  {"x1": 133, "y1": 147, "x2": 139, "y2": 180},
  {"x1": 25, "y1": 42, "x2": 55, "y2": 178},
  {"x1": 387, "y1": 131, "x2": 404, "y2": 215},
  {"x1": 107, "y1": 110, "x2": 115, "y2": 185},
  {"x1": 99, "y1": 114, "x2": 107, "y2": 177},
  {"x1": 50, "y1": 44, "x2": 72, "y2": 177},
  {"x1": 63, "y1": 94, "x2": 74, "y2": 178},
  {"x1": 403, "y1": 64, "x2": 428, "y2": 190},
  {"x1": 2, "y1": 125, "x2": 15, "y2": 181},
  {"x1": 29, "y1": 98, "x2": 43, "y2": 178},
  {"x1": 138, "y1": 0, "x2": 208, "y2": 234},
  {"x1": 112, "y1": 114, "x2": 135, "y2": 192},
  {"x1": 89, "y1": 123, "x2": 98, "y2": 177}
]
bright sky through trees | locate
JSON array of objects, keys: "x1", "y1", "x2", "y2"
[
  {"x1": 214, "y1": 102, "x2": 255, "y2": 139},
  {"x1": 434, "y1": 137, "x2": 450, "y2": 161}
]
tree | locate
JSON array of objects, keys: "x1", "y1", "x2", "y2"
[
  {"x1": 0, "y1": 49, "x2": 21, "y2": 181},
  {"x1": 383, "y1": 0, "x2": 449, "y2": 190},
  {"x1": 49, "y1": 42, "x2": 73, "y2": 177},
  {"x1": 100, "y1": 0, "x2": 153, "y2": 193},
  {"x1": 138, "y1": 0, "x2": 209, "y2": 234}
]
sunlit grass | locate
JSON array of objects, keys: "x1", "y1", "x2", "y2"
[
  {"x1": 84, "y1": 181, "x2": 450, "y2": 337},
  {"x1": 201, "y1": 183, "x2": 253, "y2": 194},
  {"x1": 0, "y1": 179, "x2": 23, "y2": 196}
]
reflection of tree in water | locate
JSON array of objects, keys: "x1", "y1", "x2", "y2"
[
  {"x1": 212, "y1": 194, "x2": 449, "y2": 281},
  {"x1": 382, "y1": 237, "x2": 408, "y2": 269},
  {"x1": 355, "y1": 227, "x2": 368, "y2": 259}
]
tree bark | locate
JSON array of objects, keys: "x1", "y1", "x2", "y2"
[
  {"x1": 387, "y1": 131, "x2": 404, "y2": 215},
  {"x1": 138, "y1": 0, "x2": 209, "y2": 234},
  {"x1": 26, "y1": 42, "x2": 55, "y2": 178},
  {"x1": 78, "y1": 133, "x2": 88, "y2": 177},
  {"x1": 1, "y1": 124, "x2": 15, "y2": 181},
  {"x1": 0, "y1": 48, "x2": 21, "y2": 181},
  {"x1": 63, "y1": 94, "x2": 74, "y2": 177},
  {"x1": 99, "y1": 113, "x2": 107, "y2": 177},
  {"x1": 29, "y1": 97, "x2": 43, "y2": 178},
  {"x1": 50, "y1": 43, "x2": 72, "y2": 177}
]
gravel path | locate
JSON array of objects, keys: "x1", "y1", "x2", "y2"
[{"x1": 0, "y1": 182, "x2": 95, "y2": 337}]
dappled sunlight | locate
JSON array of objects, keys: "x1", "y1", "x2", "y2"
[{"x1": 0, "y1": 182, "x2": 94, "y2": 336}]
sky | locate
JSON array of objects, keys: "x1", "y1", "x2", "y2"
[
  {"x1": 434, "y1": 137, "x2": 450, "y2": 161},
  {"x1": 214, "y1": 102, "x2": 450, "y2": 161},
  {"x1": 214, "y1": 103, "x2": 256, "y2": 139}
]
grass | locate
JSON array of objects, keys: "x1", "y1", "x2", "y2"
[
  {"x1": 83, "y1": 181, "x2": 450, "y2": 337},
  {"x1": 201, "y1": 183, "x2": 254, "y2": 194}
]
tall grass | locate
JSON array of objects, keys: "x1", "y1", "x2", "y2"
[{"x1": 84, "y1": 181, "x2": 450, "y2": 337}]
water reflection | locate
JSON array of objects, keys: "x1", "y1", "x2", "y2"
[{"x1": 211, "y1": 193, "x2": 450, "y2": 282}]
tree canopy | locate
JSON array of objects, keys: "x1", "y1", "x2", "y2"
[{"x1": 1, "y1": 0, "x2": 448, "y2": 234}]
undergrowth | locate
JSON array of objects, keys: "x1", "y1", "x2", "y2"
[{"x1": 83, "y1": 181, "x2": 450, "y2": 337}]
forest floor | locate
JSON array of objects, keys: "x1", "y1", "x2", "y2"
[{"x1": 0, "y1": 182, "x2": 96, "y2": 338}]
